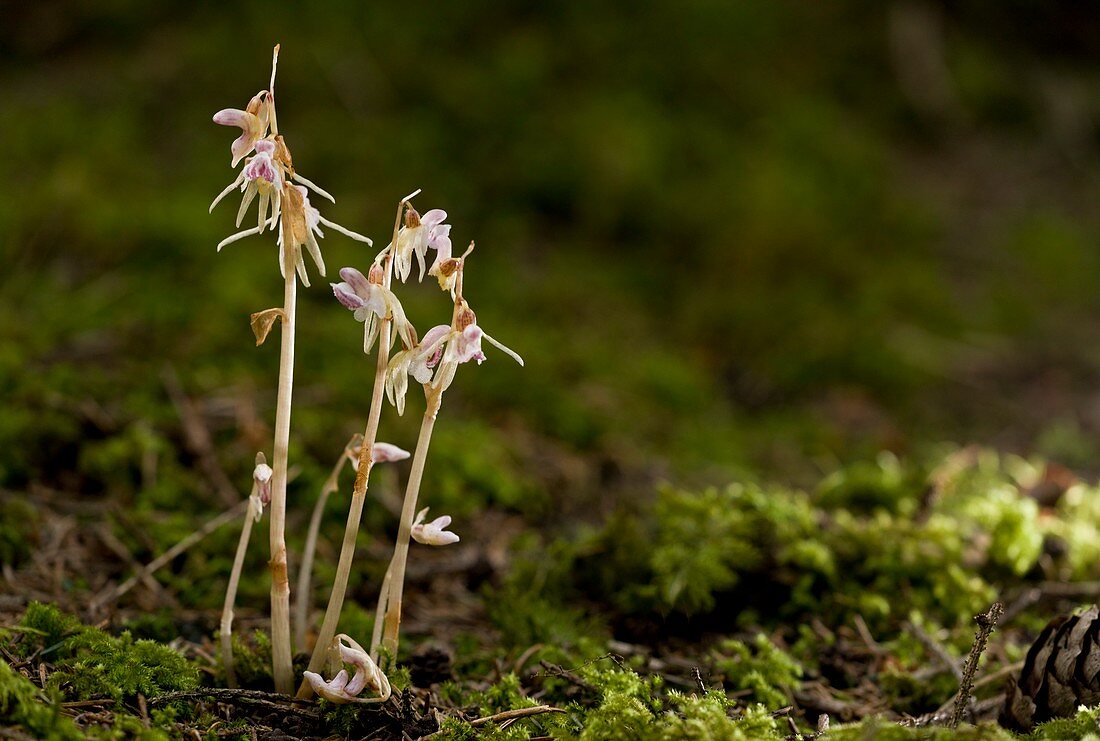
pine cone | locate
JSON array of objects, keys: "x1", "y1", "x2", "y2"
[{"x1": 1001, "y1": 605, "x2": 1100, "y2": 732}]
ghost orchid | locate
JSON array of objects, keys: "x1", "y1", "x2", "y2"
[
  {"x1": 332, "y1": 265, "x2": 416, "y2": 352},
  {"x1": 391, "y1": 207, "x2": 451, "y2": 283},
  {"x1": 411, "y1": 508, "x2": 460, "y2": 546},
  {"x1": 302, "y1": 634, "x2": 390, "y2": 704}
]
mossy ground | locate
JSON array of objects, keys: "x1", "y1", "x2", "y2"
[{"x1": 7, "y1": 1, "x2": 1100, "y2": 738}]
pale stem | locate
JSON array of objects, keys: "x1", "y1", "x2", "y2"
[
  {"x1": 370, "y1": 560, "x2": 393, "y2": 663},
  {"x1": 270, "y1": 271, "x2": 296, "y2": 694},
  {"x1": 222, "y1": 486, "x2": 261, "y2": 689},
  {"x1": 296, "y1": 197, "x2": 408, "y2": 699},
  {"x1": 380, "y1": 386, "x2": 443, "y2": 658},
  {"x1": 294, "y1": 436, "x2": 359, "y2": 650}
]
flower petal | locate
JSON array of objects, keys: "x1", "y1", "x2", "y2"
[
  {"x1": 332, "y1": 282, "x2": 368, "y2": 310},
  {"x1": 420, "y1": 209, "x2": 447, "y2": 229}
]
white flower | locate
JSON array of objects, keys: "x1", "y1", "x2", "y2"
[
  {"x1": 302, "y1": 634, "x2": 390, "y2": 704},
  {"x1": 411, "y1": 508, "x2": 459, "y2": 546},
  {"x1": 343, "y1": 441, "x2": 411, "y2": 471},
  {"x1": 392, "y1": 207, "x2": 450, "y2": 283},
  {"x1": 331, "y1": 266, "x2": 416, "y2": 353},
  {"x1": 253, "y1": 458, "x2": 274, "y2": 506}
]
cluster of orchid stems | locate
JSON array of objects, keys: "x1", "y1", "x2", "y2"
[{"x1": 209, "y1": 45, "x2": 522, "y2": 701}]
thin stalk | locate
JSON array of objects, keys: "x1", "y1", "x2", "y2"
[
  {"x1": 222, "y1": 482, "x2": 263, "y2": 689},
  {"x1": 380, "y1": 387, "x2": 442, "y2": 658},
  {"x1": 269, "y1": 271, "x2": 296, "y2": 694},
  {"x1": 294, "y1": 435, "x2": 360, "y2": 650},
  {"x1": 296, "y1": 196, "x2": 409, "y2": 699},
  {"x1": 369, "y1": 560, "x2": 393, "y2": 663}
]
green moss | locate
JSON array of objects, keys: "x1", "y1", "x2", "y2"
[
  {"x1": 0, "y1": 661, "x2": 82, "y2": 740},
  {"x1": 710, "y1": 636, "x2": 801, "y2": 710}
]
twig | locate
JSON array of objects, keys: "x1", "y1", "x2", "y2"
[
  {"x1": 470, "y1": 705, "x2": 565, "y2": 727},
  {"x1": 905, "y1": 619, "x2": 962, "y2": 681},
  {"x1": 147, "y1": 688, "x2": 320, "y2": 719},
  {"x1": 92, "y1": 500, "x2": 248, "y2": 610},
  {"x1": 162, "y1": 366, "x2": 240, "y2": 508},
  {"x1": 950, "y1": 602, "x2": 1004, "y2": 728}
]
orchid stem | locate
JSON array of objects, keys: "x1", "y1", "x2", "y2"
[
  {"x1": 222, "y1": 481, "x2": 263, "y2": 689},
  {"x1": 370, "y1": 560, "x2": 393, "y2": 663},
  {"x1": 294, "y1": 435, "x2": 360, "y2": 651},
  {"x1": 380, "y1": 387, "x2": 442, "y2": 659},
  {"x1": 269, "y1": 270, "x2": 296, "y2": 694},
  {"x1": 296, "y1": 197, "x2": 408, "y2": 699}
]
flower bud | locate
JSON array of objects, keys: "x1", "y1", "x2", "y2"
[
  {"x1": 368, "y1": 263, "x2": 385, "y2": 284},
  {"x1": 253, "y1": 452, "x2": 274, "y2": 505},
  {"x1": 404, "y1": 206, "x2": 421, "y2": 229}
]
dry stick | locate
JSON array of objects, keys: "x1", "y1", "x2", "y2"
[
  {"x1": 297, "y1": 194, "x2": 413, "y2": 699},
  {"x1": 162, "y1": 366, "x2": 240, "y2": 508},
  {"x1": 92, "y1": 500, "x2": 248, "y2": 610},
  {"x1": 380, "y1": 386, "x2": 442, "y2": 658},
  {"x1": 950, "y1": 601, "x2": 1004, "y2": 728},
  {"x1": 222, "y1": 469, "x2": 265, "y2": 689},
  {"x1": 294, "y1": 434, "x2": 360, "y2": 650}
]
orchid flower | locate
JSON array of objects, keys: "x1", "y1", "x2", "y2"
[
  {"x1": 302, "y1": 634, "x2": 390, "y2": 704},
  {"x1": 332, "y1": 266, "x2": 416, "y2": 353},
  {"x1": 253, "y1": 456, "x2": 274, "y2": 508},
  {"x1": 391, "y1": 207, "x2": 451, "y2": 283},
  {"x1": 384, "y1": 304, "x2": 522, "y2": 413},
  {"x1": 411, "y1": 508, "x2": 459, "y2": 546},
  {"x1": 342, "y1": 441, "x2": 411, "y2": 471},
  {"x1": 213, "y1": 91, "x2": 271, "y2": 167}
]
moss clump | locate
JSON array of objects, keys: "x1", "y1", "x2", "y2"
[
  {"x1": 12, "y1": 603, "x2": 198, "y2": 704},
  {"x1": 0, "y1": 661, "x2": 82, "y2": 740},
  {"x1": 710, "y1": 635, "x2": 801, "y2": 710}
]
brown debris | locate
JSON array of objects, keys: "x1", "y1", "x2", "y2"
[{"x1": 1001, "y1": 604, "x2": 1100, "y2": 732}]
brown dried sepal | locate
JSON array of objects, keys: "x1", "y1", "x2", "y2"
[{"x1": 250, "y1": 308, "x2": 288, "y2": 346}]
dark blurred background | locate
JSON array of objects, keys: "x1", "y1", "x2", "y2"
[{"x1": 5, "y1": 0, "x2": 1100, "y2": 523}]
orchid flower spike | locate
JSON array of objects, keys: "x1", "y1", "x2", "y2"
[
  {"x1": 302, "y1": 634, "x2": 390, "y2": 704},
  {"x1": 253, "y1": 453, "x2": 274, "y2": 508},
  {"x1": 411, "y1": 508, "x2": 460, "y2": 546},
  {"x1": 391, "y1": 206, "x2": 451, "y2": 284},
  {"x1": 343, "y1": 440, "x2": 411, "y2": 471},
  {"x1": 332, "y1": 266, "x2": 417, "y2": 353}
]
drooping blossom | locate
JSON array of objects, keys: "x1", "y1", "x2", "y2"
[
  {"x1": 411, "y1": 508, "x2": 459, "y2": 546},
  {"x1": 302, "y1": 634, "x2": 390, "y2": 704},
  {"x1": 213, "y1": 91, "x2": 270, "y2": 167},
  {"x1": 384, "y1": 304, "x2": 522, "y2": 413},
  {"x1": 332, "y1": 266, "x2": 416, "y2": 353},
  {"x1": 342, "y1": 441, "x2": 411, "y2": 471},
  {"x1": 392, "y1": 207, "x2": 451, "y2": 283}
]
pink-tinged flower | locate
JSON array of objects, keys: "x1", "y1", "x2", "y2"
[
  {"x1": 332, "y1": 266, "x2": 416, "y2": 353},
  {"x1": 371, "y1": 442, "x2": 411, "y2": 463},
  {"x1": 384, "y1": 324, "x2": 450, "y2": 415},
  {"x1": 384, "y1": 308, "x2": 523, "y2": 411},
  {"x1": 392, "y1": 207, "x2": 450, "y2": 283},
  {"x1": 253, "y1": 459, "x2": 274, "y2": 506},
  {"x1": 411, "y1": 508, "x2": 460, "y2": 546},
  {"x1": 343, "y1": 441, "x2": 411, "y2": 471},
  {"x1": 213, "y1": 93, "x2": 270, "y2": 167},
  {"x1": 303, "y1": 634, "x2": 390, "y2": 704}
]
